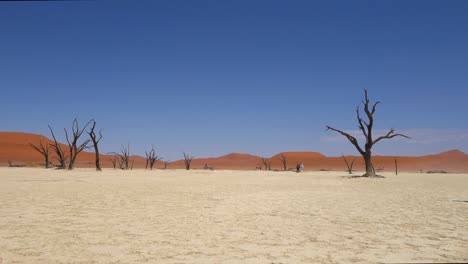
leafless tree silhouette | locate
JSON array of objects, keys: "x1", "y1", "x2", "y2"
[
  {"x1": 29, "y1": 140, "x2": 51, "y2": 168},
  {"x1": 326, "y1": 90, "x2": 410, "y2": 177},
  {"x1": 64, "y1": 118, "x2": 92, "y2": 170},
  {"x1": 261, "y1": 157, "x2": 271, "y2": 171},
  {"x1": 278, "y1": 153, "x2": 288, "y2": 171},
  {"x1": 341, "y1": 154, "x2": 355, "y2": 174},
  {"x1": 87, "y1": 119, "x2": 103, "y2": 171},
  {"x1": 109, "y1": 155, "x2": 118, "y2": 169},
  {"x1": 48, "y1": 125, "x2": 67, "y2": 169},
  {"x1": 183, "y1": 152, "x2": 194, "y2": 170},
  {"x1": 112, "y1": 144, "x2": 130, "y2": 170},
  {"x1": 163, "y1": 160, "x2": 170, "y2": 170},
  {"x1": 145, "y1": 146, "x2": 161, "y2": 170}
]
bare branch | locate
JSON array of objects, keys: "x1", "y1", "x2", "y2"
[
  {"x1": 325, "y1": 126, "x2": 365, "y2": 155},
  {"x1": 372, "y1": 129, "x2": 411, "y2": 146}
]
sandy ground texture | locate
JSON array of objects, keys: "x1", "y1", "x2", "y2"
[{"x1": 0, "y1": 168, "x2": 467, "y2": 264}]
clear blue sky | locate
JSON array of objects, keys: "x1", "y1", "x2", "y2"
[{"x1": 1, "y1": 0, "x2": 467, "y2": 160}]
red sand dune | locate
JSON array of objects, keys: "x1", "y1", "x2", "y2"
[{"x1": 1, "y1": 132, "x2": 468, "y2": 173}]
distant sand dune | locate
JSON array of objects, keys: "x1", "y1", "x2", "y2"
[
  {"x1": 0, "y1": 168, "x2": 467, "y2": 263},
  {"x1": 1, "y1": 132, "x2": 468, "y2": 172}
]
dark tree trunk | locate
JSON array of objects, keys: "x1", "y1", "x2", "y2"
[
  {"x1": 94, "y1": 147, "x2": 101, "y2": 171},
  {"x1": 363, "y1": 154, "x2": 376, "y2": 177},
  {"x1": 87, "y1": 120, "x2": 103, "y2": 171}
]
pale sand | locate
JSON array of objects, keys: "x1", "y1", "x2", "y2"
[{"x1": 0, "y1": 168, "x2": 467, "y2": 264}]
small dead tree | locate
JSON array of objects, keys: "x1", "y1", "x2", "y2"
[
  {"x1": 394, "y1": 158, "x2": 398, "y2": 175},
  {"x1": 183, "y1": 152, "x2": 194, "y2": 170},
  {"x1": 163, "y1": 160, "x2": 170, "y2": 170},
  {"x1": 109, "y1": 155, "x2": 118, "y2": 169},
  {"x1": 326, "y1": 90, "x2": 410, "y2": 177},
  {"x1": 113, "y1": 144, "x2": 130, "y2": 170},
  {"x1": 261, "y1": 157, "x2": 271, "y2": 171},
  {"x1": 278, "y1": 153, "x2": 288, "y2": 171},
  {"x1": 341, "y1": 154, "x2": 355, "y2": 174},
  {"x1": 87, "y1": 119, "x2": 103, "y2": 171},
  {"x1": 145, "y1": 146, "x2": 161, "y2": 170},
  {"x1": 64, "y1": 118, "x2": 91, "y2": 170},
  {"x1": 48, "y1": 125, "x2": 67, "y2": 169},
  {"x1": 29, "y1": 140, "x2": 51, "y2": 168}
]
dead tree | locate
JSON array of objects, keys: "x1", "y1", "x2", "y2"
[
  {"x1": 341, "y1": 154, "x2": 355, "y2": 174},
  {"x1": 145, "y1": 146, "x2": 161, "y2": 170},
  {"x1": 278, "y1": 153, "x2": 288, "y2": 171},
  {"x1": 163, "y1": 160, "x2": 170, "y2": 170},
  {"x1": 29, "y1": 140, "x2": 51, "y2": 168},
  {"x1": 64, "y1": 118, "x2": 91, "y2": 170},
  {"x1": 48, "y1": 125, "x2": 67, "y2": 169},
  {"x1": 394, "y1": 158, "x2": 398, "y2": 175},
  {"x1": 113, "y1": 144, "x2": 130, "y2": 170},
  {"x1": 261, "y1": 157, "x2": 271, "y2": 171},
  {"x1": 183, "y1": 152, "x2": 194, "y2": 170},
  {"x1": 87, "y1": 119, "x2": 103, "y2": 171},
  {"x1": 110, "y1": 155, "x2": 118, "y2": 169},
  {"x1": 326, "y1": 90, "x2": 410, "y2": 177}
]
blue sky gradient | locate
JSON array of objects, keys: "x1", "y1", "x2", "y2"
[{"x1": 1, "y1": 0, "x2": 467, "y2": 160}]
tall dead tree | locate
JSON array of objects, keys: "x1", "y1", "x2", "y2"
[
  {"x1": 48, "y1": 125, "x2": 67, "y2": 169},
  {"x1": 278, "y1": 153, "x2": 288, "y2": 171},
  {"x1": 87, "y1": 119, "x2": 103, "y2": 171},
  {"x1": 145, "y1": 146, "x2": 161, "y2": 170},
  {"x1": 113, "y1": 144, "x2": 130, "y2": 170},
  {"x1": 183, "y1": 152, "x2": 194, "y2": 170},
  {"x1": 326, "y1": 90, "x2": 410, "y2": 177},
  {"x1": 29, "y1": 140, "x2": 50, "y2": 168},
  {"x1": 341, "y1": 154, "x2": 355, "y2": 174},
  {"x1": 64, "y1": 119, "x2": 91, "y2": 170}
]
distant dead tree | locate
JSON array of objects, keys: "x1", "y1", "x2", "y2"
[
  {"x1": 48, "y1": 125, "x2": 67, "y2": 169},
  {"x1": 112, "y1": 143, "x2": 130, "y2": 170},
  {"x1": 261, "y1": 157, "x2": 271, "y2": 171},
  {"x1": 183, "y1": 152, "x2": 194, "y2": 170},
  {"x1": 64, "y1": 118, "x2": 92, "y2": 170},
  {"x1": 29, "y1": 140, "x2": 51, "y2": 168},
  {"x1": 145, "y1": 146, "x2": 161, "y2": 170},
  {"x1": 341, "y1": 154, "x2": 355, "y2": 174},
  {"x1": 278, "y1": 153, "x2": 288, "y2": 171},
  {"x1": 326, "y1": 90, "x2": 410, "y2": 177},
  {"x1": 87, "y1": 119, "x2": 103, "y2": 171},
  {"x1": 109, "y1": 155, "x2": 118, "y2": 169},
  {"x1": 394, "y1": 158, "x2": 398, "y2": 175},
  {"x1": 8, "y1": 161, "x2": 25, "y2": 168},
  {"x1": 163, "y1": 160, "x2": 170, "y2": 170}
]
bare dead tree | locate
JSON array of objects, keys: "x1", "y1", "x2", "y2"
[
  {"x1": 326, "y1": 90, "x2": 410, "y2": 177},
  {"x1": 109, "y1": 155, "x2": 118, "y2": 169},
  {"x1": 48, "y1": 125, "x2": 67, "y2": 169},
  {"x1": 278, "y1": 153, "x2": 288, "y2": 171},
  {"x1": 29, "y1": 140, "x2": 51, "y2": 168},
  {"x1": 87, "y1": 119, "x2": 103, "y2": 171},
  {"x1": 394, "y1": 158, "x2": 398, "y2": 175},
  {"x1": 112, "y1": 144, "x2": 130, "y2": 170},
  {"x1": 261, "y1": 157, "x2": 271, "y2": 171},
  {"x1": 163, "y1": 160, "x2": 170, "y2": 170},
  {"x1": 64, "y1": 118, "x2": 92, "y2": 170},
  {"x1": 183, "y1": 152, "x2": 194, "y2": 170},
  {"x1": 341, "y1": 154, "x2": 355, "y2": 174},
  {"x1": 145, "y1": 146, "x2": 162, "y2": 170}
]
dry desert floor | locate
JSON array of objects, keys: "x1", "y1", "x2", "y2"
[{"x1": 0, "y1": 168, "x2": 467, "y2": 264}]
